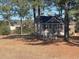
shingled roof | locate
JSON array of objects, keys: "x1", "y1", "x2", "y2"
[{"x1": 36, "y1": 16, "x2": 64, "y2": 24}]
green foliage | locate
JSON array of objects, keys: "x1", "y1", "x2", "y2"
[
  {"x1": 23, "y1": 28, "x2": 34, "y2": 34},
  {"x1": 15, "y1": 27, "x2": 21, "y2": 34},
  {"x1": 15, "y1": 27, "x2": 34, "y2": 34},
  {"x1": 31, "y1": 0, "x2": 43, "y2": 8},
  {"x1": 2, "y1": 5, "x2": 11, "y2": 12},
  {"x1": 0, "y1": 21, "x2": 10, "y2": 35},
  {"x1": 11, "y1": 0, "x2": 30, "y2": 17},
  {"x1": 15, "y1": 19, "x2": 34, "y2": 34},
  {"x1": 55, "y1": 0, "x2": 68, "y2": 7}
]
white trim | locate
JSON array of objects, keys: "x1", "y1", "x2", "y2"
[{"x1": 46, "y1": 17, "x2": 64, "y2": 24}]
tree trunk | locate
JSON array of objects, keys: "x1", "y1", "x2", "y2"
[
  {"x1": 33, "y1": 7, "x2": 37, "y2": 32},
  {"x1": 37, "y1": 6, "x2": 41, "y2": 33},
  {"x1": 33, "y1": 0, "x2": 36, "y2": 23},
  {"x1": 20, "y1": 17, "x2": 23, "y2": 35},
  {"x1": 33, "y1": 7, "x2": 36, "y2": 23},
  {"x1": 64, "y1": 8, "x2": 69, "y2": 42},
  {"x1": 38, "y1": 6, "x2": 41, "y2": 16}
]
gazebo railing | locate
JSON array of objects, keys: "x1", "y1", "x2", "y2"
[{"x1": 37, "y1": 23, "x2": 64, "y2": 41}]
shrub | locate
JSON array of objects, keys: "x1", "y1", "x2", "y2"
[
  {"x1": 15, "y1": 27, "x2": 21, "y2": 34},
  {"x1": 0, "y1": 22, "x2": 10, "y2": 35},
  {"x1": 15, "y1": 27, "x2": 34, "y2": 34}
]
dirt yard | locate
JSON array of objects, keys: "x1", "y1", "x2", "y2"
[{"x1": 0, "y1": 36, "x2": 79, "y2": 59}]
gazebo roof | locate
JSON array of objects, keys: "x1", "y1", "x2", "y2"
[{"x1": 36, "y1": 16, "x2": 64, "y2": 24}]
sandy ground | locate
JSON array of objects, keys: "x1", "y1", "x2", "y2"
[{"x1": 0, "y1": 37, "x2": 79, "y2": 59}]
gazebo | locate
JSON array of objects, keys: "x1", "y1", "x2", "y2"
[{"x1": 35, "y1": 15, "x2": 64, "y2": 40}]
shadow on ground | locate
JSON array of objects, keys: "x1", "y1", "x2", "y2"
[
  {"x1": 1, "y1": 34, "x2": 79, "y2": 47},
  {"x1": 1, "y1": 34, "x2": 36, "y2": 40},
  {"x1": 63, "y1": 41, "x2": 79, "y2": 47}
]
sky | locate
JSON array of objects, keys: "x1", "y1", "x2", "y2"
[{"x1": 43, "y1": 6, "x2": 59, "y2": 16}]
